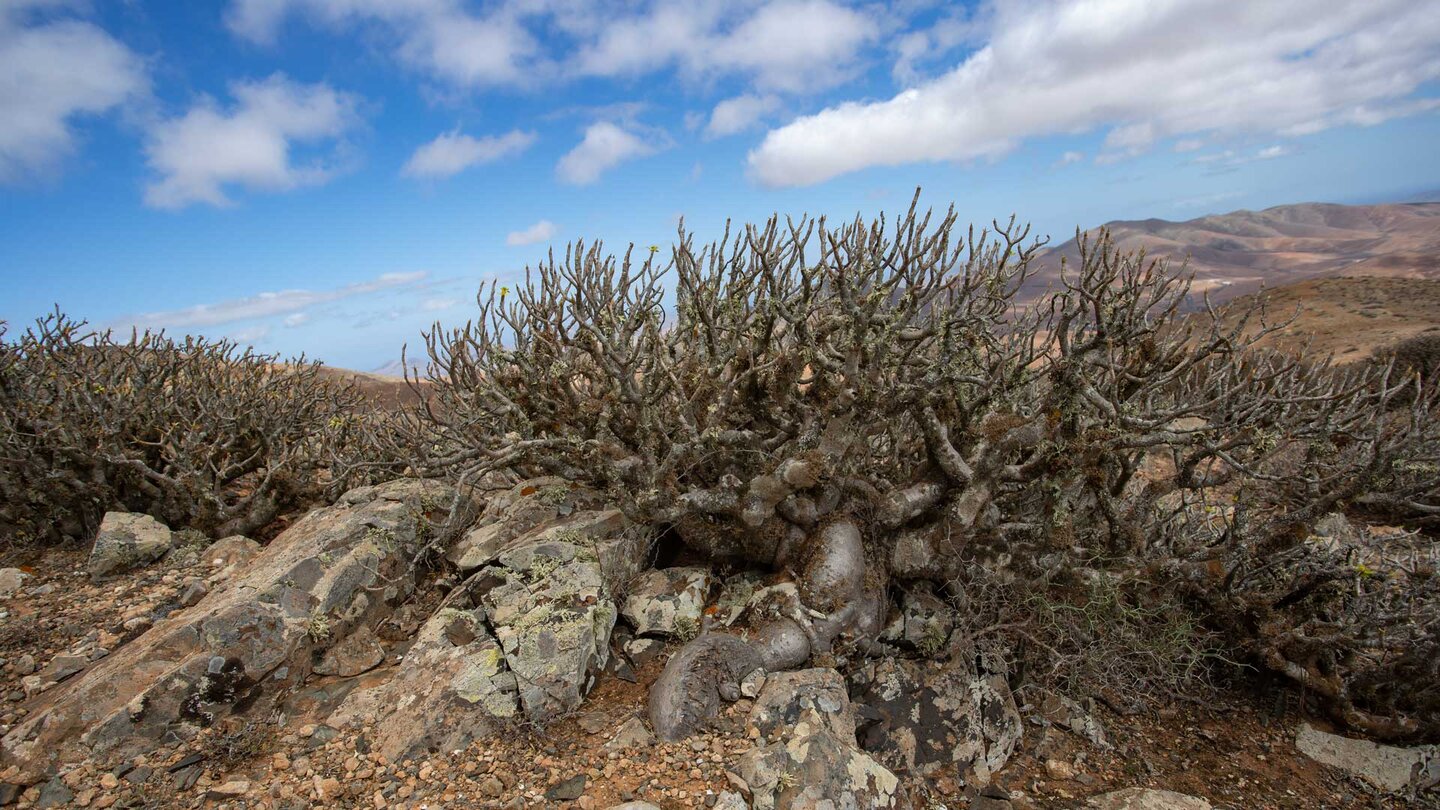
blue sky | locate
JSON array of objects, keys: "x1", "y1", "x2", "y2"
[{"x1": 3, "y1": 0, "x2": 1439, "y2": 371}]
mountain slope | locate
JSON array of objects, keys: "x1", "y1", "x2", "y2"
[{"x1": 1030, "y1": 201, "x2": 1440, "y2": 303}]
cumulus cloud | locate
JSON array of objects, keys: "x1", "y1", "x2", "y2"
[
  {"x1": 227, "y1": 0, "x2": 541, "y2": 87},
  {"x1": 0, "y1": 2, "x2": 148, "y2": 183},
  {"x1": 575, "y1": 0, "x2": 875, "y2": 93},
  {"x1": 705, "y1": 94, "x2": 780, "y2": 138},
  {"x1": 506, "y1": 219, "x2": 558, "y2": 246},
  {"x1": 144, "y1": 74, "x2": 361, "y2": 208},
  {"x1": 749, "y1": 0, "x2": 1440, "y2": 187},
  {"x1": 402, "y1": 128, "x2": 535, "y2": 179},
  {"x1": 226, "y1": 0, "x2": 874, "y2": 93},
  {"x1": 118, "y1": 270, "x2": 429, "y2": 330},
  {"x1": 556, "y1": 122, "x2": 659, "y2": 185}
]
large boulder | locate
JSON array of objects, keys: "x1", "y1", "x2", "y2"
[
  {"x1": 0, "y1": 479, "x2": 463, "y2": 784},
  {"x1": 857, "y1": 656, "x2": 1022, "y2": 787},
  {"x1": 748, "y1": 668, "x2": 855, "y2": 743},
  {"x1": 87, "y1": 512, "x2": 173, "y2": 580},
  {"x1": 621, "y1": 567, "x2": 711, "y2": 637}
]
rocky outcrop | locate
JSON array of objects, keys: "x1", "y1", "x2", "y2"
[
  {"x1": 87, "y1": 512, "x2": 173, "y2": 581},
  {"x1": 0, "y1": 479, "x2": 462, "y2": 784},
  {"x1": 857, "y1": 656, "x2": 1022, "y2": 787},
  {"x1": 621, "y1": 567, "x2": 711, "y2": 637},
  {"x1": 748, "y1": 669, "x2": 854, "y2": 743},
  {"x1": 330, "y1": 606, "x2": 515, "y2": 761},
  {"x1": 331, "y1": 478, "x2": 641, "y2": 754}
]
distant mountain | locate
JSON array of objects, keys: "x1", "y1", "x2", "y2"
[{"x1": 1029, "y1": 201, "x2": 1440, "y2": 304}]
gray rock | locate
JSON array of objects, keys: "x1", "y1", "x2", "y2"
[
  {"x1": 481, "y1": 537, "x2": 618, "y2": 723},
  {"x1": 1037, "y1": 691, "x2": 1110, "y2": 749},
  {"x1": 313, "y1": 625, "x2": 385, "y2": 677},
  {"x1": 748, "y1": 668, "x2": 855, "y2": 743},
  {"x1": 858, "y1": 656, "x2": 1022, "y2": 786},
  {"x1": 38, "y1": 655, "x2": 85, "y2": 682},
  {"x1": 624, "y1": 637, "x2": 664, "y2": 667},
  {"x1": 201, "y1": 535, "x2": 262, "y2": 571},
  {"x1": 881, "y1": 583, "x2": 954, "y2": 652},
  {"x1": 330, "y1": 606, "x2": 515, "y2": 762},
  {"x1": 34, "y1": 777, "x2": 72, "y2": 808},
  {"x1": 12, "y1": 655, "x2": 34, "y2": 677},
  {"x1": 88, "y1": 512, "x2": 173, "y2": 580},
  {"x1": 738, "y1": 728, "x2": 899, "y2": 810},
  {"x1": 1295, "y1": 722, "x2": 1439, "y2": 793},
  {"x1": 177, "y1": 578, "x2": 209, "y2": 608},
  {"x1": 1, "y1": 479, "x2": 464, "y2": 784},
  {"x1": 545, "y1": 774, "x2": 586, "y2": 801},
  {"x1": 621, "y1": 567, "x2": 712, "y2": 637},
  {"x1": 1086, "y1": 788, "x2": 1212, "y2": 809},
  {"x1": 605, "y1": 717, "x2": 654, "y2": 750},
  {"x1": 713, "y1": 791, "x2": 749, "y2": 810},
  {"x1": 648, "y1": 633, "x2": 763, "y2": 741},
  {"x1": 605, "y1": 804, "x2": 663, "y2": 810},
  {"x1": 0, "y1": 570, "x2": 26, "y2": 600}
]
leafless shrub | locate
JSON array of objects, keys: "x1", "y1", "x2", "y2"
[
  {"x1": 406, "y1": 192, "x2": 1438, "y2": 740},
  {"x1": 0, "y1": 312, "x2": 402, "y2": 546}
]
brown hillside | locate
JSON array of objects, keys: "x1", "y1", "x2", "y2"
[{"x1": 1029, "y1": 201, "x2": 1440, "y2": 304}]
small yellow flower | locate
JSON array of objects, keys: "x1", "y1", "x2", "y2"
[{"x1": 648, "y1": 245, "x2": 661, "y2": 254}]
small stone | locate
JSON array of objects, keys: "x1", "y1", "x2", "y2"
[
  {"x1": 12, "y1": 655, "x2": 34, "y2": 677},
  {"x1": 479, "y1": 776, "x2": 504, "y2": 797},
  {"x1": 546, "y1": 774, "x2": 586, "y2": 801},
  {"x1": 1045, "y1": 759, "x2": 1075, "y2": 780},
  {"x1": 98, "y1": 773, "x2": 119, "y2": 790},
  {"x1": 207, "y1": 779, "x2": 251, "y2": 799},
  {"x1": 0, "y1": 569, "x2": 26, "y2": 600}
]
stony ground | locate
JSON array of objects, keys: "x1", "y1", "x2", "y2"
[{"x1": 0, "y1": 546, "x2": 1434, "y2": 810}]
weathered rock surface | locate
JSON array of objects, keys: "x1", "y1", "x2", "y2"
[
  {"x1": 0, "y1": 569, "x2": 26, "y2": 600},
  {"x1": 858, "y1": 656, "x2": 1022, "y2": 786},
  {"x1": 1, "y1": 479, "x2": 461, "y2": 784},
  {"x1": 621, "y1": 567, "x2": 711, "y2": 637},
  {"x1": 748, "y1": 668, "x2": 854, "y2": 743},
  {"x1": 881, "y1": 584, "x2": 954, "y2": 652},
  {"x1": 479, "y1": 536, "x2": 619, "y2": 722},
  {"x1": 200, "y1": 535, "x2": 262, "y2": 571},
  {"x1": 1295, "y1": 722, "x2": 1439, "y2": 793},
  {"x1": 331, "y1": 606, "x2": 515, "y2": 761},
  {"x1": 312, "y1": 624, "x2": 385, "y2": 677},
  {"x1": 447, "y1": 477, "x2": 631, "y2": 578},
  {"x1": 1086, "y1": 788, "x2": 1212, "y2": 809},
  {"x1": 87, "y1": 512, "x2": 173, "y2": 580}
]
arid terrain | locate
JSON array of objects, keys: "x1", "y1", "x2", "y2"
[{"x1": 1029, "y1": 202, "x2": 1440, "y2": 305}]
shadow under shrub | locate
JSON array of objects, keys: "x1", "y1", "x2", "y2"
[{"x1": 0, "y1": 313, "x2": 402, "y2": 547}]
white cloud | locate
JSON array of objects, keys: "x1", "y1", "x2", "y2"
[
  {"x1": 506, "y1": 219, "x2": 558, "y2": 246},
  {"x1": 229, "y1": 324, "x2": 272, "y2": 344},
  {"x1": 118, "y1": 270, "x2": 429, "y2": 330},
  {"x1": 705, "y1": 94, "x2": 780, "y2": 138},
  {"x1": 1054, "y1": 150, "x2": 1084, "y2": 168},
  {"x1": 227, "y1": 0, "x2": 541, "y2": 88},
  {"x1": 0, "y1": 2, "x2": 148, "y2": 183},
  {"x1": 1191, "y1": 144, "x2": 1294, "y2": 169},
  {"x1": 227, "y1": 0, "x2": 874, "y2": 94},
  {"x1": 144, "y1": 74, "x2": 361, "y2": 209},
  {"x1": 749, "y1": 0, "x2": 1440, "y2": 187},
  {"x1": 420, "y1": 297, "x2": 459, "y2": 311},
  {"x1": 556, "y1": 122, "x2": 659, "y2": 185},
  {"x1": 402, "y1": 128, "x2": 535, "y2": 179},
  {"x1": 1173, "y1": 138, "x2": 1206, "y2": 153},
  {"x1": 575, "y1": 0, "x2": 875, "y2": 93},
  {"x1": 283, "y1": 312, "x2": 310, "y2": 327}
]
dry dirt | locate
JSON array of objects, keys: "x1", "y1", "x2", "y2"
[{"x1": 0, "y1": 546, "x2": 1434, "y2": 809}]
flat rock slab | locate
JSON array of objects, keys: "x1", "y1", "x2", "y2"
[
  {"x1": 0, "y1": 479, "x2": 461, "y2": 785},
  {"x1": 1295, "y1": 722, "x2": 1439, "y2": 793},
  {"x1": 1087, "y1": 788, "x2": 1212, "y2": 809}
]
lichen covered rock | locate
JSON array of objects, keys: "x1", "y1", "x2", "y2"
[
  {"x1": 621, "y1": 567, "x2": 711, "y2": 637},
  {"x1": 87, "y1": 512, "x2": 173, "y2": 581}
]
